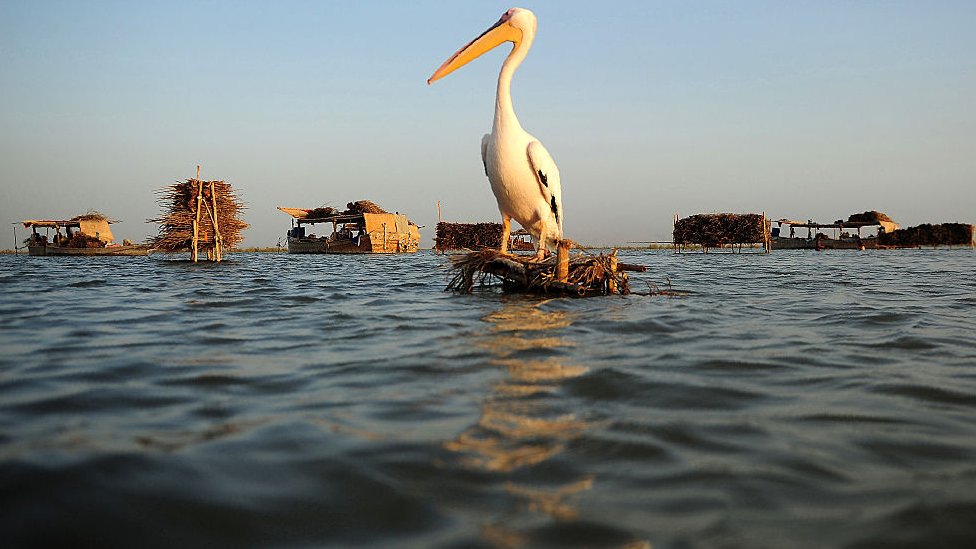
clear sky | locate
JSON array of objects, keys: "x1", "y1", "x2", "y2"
[{"x1": 2, "y1": 0, "x2": 974, "y2": 247}]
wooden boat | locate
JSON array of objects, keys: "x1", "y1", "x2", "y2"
[
  {"x1": 21, "y1": 216, "x2": 148, "y2": 256},
  {"x1": 770, "y1": 217, "x2": 899, "y2": 250},
  {"x1": 278, "y1": 205, "x2": 420, "y2": 254}
]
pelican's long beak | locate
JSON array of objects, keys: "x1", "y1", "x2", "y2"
[{"x1": 427, "y1": 13, "x2": 522, "y2": 84}]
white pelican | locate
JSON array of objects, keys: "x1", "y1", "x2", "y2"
[{"x1": 428, "y1": 7, "x2": 562, "y2": 259}]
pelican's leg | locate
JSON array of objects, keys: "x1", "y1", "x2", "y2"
[
  {"x1": 535, "y1": 224, "x2": 547, "y2": 260},
  {"x1": 499, "y1": 215, "x2": 511, "y2": 254}
]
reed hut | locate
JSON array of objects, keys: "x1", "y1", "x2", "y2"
[
  {"x1": 435, "y1": 222, "x2": 534, "y2": 252},
  {"x1": 435, "y1": 222, "x2": 502, "y2": 251},
  {"x1": 878, "y1": 222, "x2": 975, "y2": 248},
  {"x1": 673, "y1": 213, "x2": 771, "y2": 253},
  {"x1": 149, "y1": 169, "x2": 247, "y2": 261}
]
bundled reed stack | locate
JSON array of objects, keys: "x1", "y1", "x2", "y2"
[
  {"x1": 435, "y1": 222, "x2": 504, "y2": 251},
  {"x1": 446, "y1": 241, "x2": 646, "y2": 297},
  {"x1": 846, "y1": 210, "x2": 894, "y2": 224},
  {"x1": 673, "y1": 212, "x2": 770, "y2": 253},
  {"x1": 343, "y1": 200, "x2": 387, "y2": 215},
  {"x1": 149, "y1": 170, "x2": 248, "y2": 261},
  {"x1": 878, "y1": 222, "x2": 975, "y2": 248}
]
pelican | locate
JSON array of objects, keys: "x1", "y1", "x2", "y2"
[{"x1": 428, "y1": 7, "x2": 562, "y2": 259}]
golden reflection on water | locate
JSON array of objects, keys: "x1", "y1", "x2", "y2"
[
  {"x1": 445, "y1": 299, "x2": 589, "y2": 476},
  {"x1": 443, "y1": 299, "x2": 600, "y2": 546}
]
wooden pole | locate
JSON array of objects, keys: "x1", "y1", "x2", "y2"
[
  {"x1": 673, "y1": 212, "x2": 678, "y2": 253},
  {"x1": 210, "y1": 181, "x2": 221, "y2": 262},
  {"x1": 192, "y1": 176, "x2": 203, "y2": 262},
  {"x1": 607, "y1": 250, "x2": 619, "y2": 294},
  {"x1": 556, "y1": 239, "x2": 570, "y2": 282},
  {"x1": 437, "y1": 200, "x2": 441, "y2": 223}
]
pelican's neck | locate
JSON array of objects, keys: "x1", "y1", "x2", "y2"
[{"x1": 493, "y1": 35, "x2": 532, "y2": 133}]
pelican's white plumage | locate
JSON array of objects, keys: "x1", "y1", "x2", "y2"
[{"x1": 429, "y1": 7, "x2": 562, "y2": 258}]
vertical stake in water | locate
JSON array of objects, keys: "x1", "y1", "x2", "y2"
[
  {"x1": 556, "y1": 239, "x2": 570, "y2": 283},
  {"x1": 607, "y1": 249, "x2": 619, "y2": 294},
  {"x1": 192, "y1": 165, "x2": 202, "y2": 262},
  {"x1": 673, "y1": 212, "x2": 679, "y2": 254},
  {"x1": 210, "y1": 181, "x2": 221, "y2": 262}
]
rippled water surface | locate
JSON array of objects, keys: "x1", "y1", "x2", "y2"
[{"x1": 2, "y1": 249, "x2": 975, "y2": 548}]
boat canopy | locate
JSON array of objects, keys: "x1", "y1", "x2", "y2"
[{"x1": 22, "y1": 218, "x2": 116, "y2": 243}]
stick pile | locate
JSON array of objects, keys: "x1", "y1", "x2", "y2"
[
  {"x1": 673, "y1": 213, "x2": 767, "y2": 247},
  {"x1": 446, "y1": 249, "x2": 636, "y2": 297},
  {"x1": 149, "y1": 179, "x2": 248, "y2": 260},
  {"x1": 435, "y1": 222, "x2": 504, "y2": 251}
]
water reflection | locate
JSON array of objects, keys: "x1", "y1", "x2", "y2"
[{"x1": 445, "y1": 298, "x2": 612, "y2": 546}]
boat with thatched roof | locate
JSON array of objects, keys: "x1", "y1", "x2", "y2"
[
  {"x1": 21, "y1": 212, "x2": 148, "y2": 256},
  {"x1": 771, "y1": 211, "x2": 899, "y2": 250},
  {"x1": 278, "y1": 200, "x2": 420, "y2": 254}
]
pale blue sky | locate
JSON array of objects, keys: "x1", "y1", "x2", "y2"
[{"x1": 2, "y1": 0, "x2": 973, "y2": 247}]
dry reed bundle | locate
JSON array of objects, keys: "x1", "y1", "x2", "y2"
[
  {"x1": 149, "y1": 179, "x2": 248, "y2": 260},
  {"x1": 71, "y1": 210, "x2": 111, "y2": 222},
  {"x1": 435, "y1": 222, "x2": 504, "y2": 251},
  {"x1": 446, "y1": 249, "x2": 635, "y2": 297},
  {"x1": 306, "y1": 207, "x2": 337, "y2": 219},
  {"x1": 878, "y1": 223, "x2": 975, "y2": 247},
  {"x1": 343, "y1": 200, "x2": 387, "y2": 215},
  {"x1": 673, "y1": 213, "x2": 767, "y2": 247},
  {"x1": 846, "y1": 210, "x2": 893, "y2": 224}
]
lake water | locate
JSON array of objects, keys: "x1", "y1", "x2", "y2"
[{"x1": 1, "y1": 249, "x2": 975, "y2": 548}]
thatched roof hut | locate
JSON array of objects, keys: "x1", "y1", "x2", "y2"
[
  {"x1": 435, "y1": 222, "x2": 505, "y2": 251},
  {"x1": 673, "y1": 213, "x2": 770, "y2": 252},
  {"x1": 878, "y1": 222, "x2": 975, "y2": 248}
]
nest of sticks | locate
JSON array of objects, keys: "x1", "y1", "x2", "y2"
[
  {"x1": 148, "y1": 179, "x2": 248, "y2": 253},
  {"x1": 878, "y1": 223, "x2": 974, "y2": 247},
  {"x1": 446, "y1": 249, "x2": 636, "y2": 297},
  {"x1": 435, "y1": 222, "x2": 504, "y2": 251},
  {"x1": 673, "y1": 213, "x2": 767, "y2": 247}
]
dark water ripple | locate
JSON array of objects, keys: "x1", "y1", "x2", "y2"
[{"x1": 1, "y1": 249, "x2": 975, "y2": 548}]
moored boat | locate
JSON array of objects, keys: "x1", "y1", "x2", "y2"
[
  {"x1": 21, "y1": 213, "x2": 148, "y2": 256},
  {"x1": 278, "y1": 201, "x2": 420, "y2": 254}
]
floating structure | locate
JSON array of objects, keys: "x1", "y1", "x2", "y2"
[
  {"x1": 278, "y1": 200, "x2": 420, "y2": 254},
  {"x1": 20, "y1": 212, "x2": 147, "y2": 256},
  {"x1": 434, "y1": 221, "x2": 533, "y2": 253},
  {"x1": 149, "y1": 169, "x2": 248, "y2": 261},
  {"x1": 772, "y1": 211, "x2": 898, "y2": 250},
  {"x1": 446, "y1": 241, "x2": 645, "y2": 297},
  {"x1": 673, "y1": 213, "x2": 771, "y2": 253},
  {"x1": 878, "y1": 222, "x2": 975, "y2": 249}
]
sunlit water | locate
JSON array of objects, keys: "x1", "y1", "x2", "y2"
[{"x1": 1, "y1": 249, "x2": 975, "y2": 548}]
